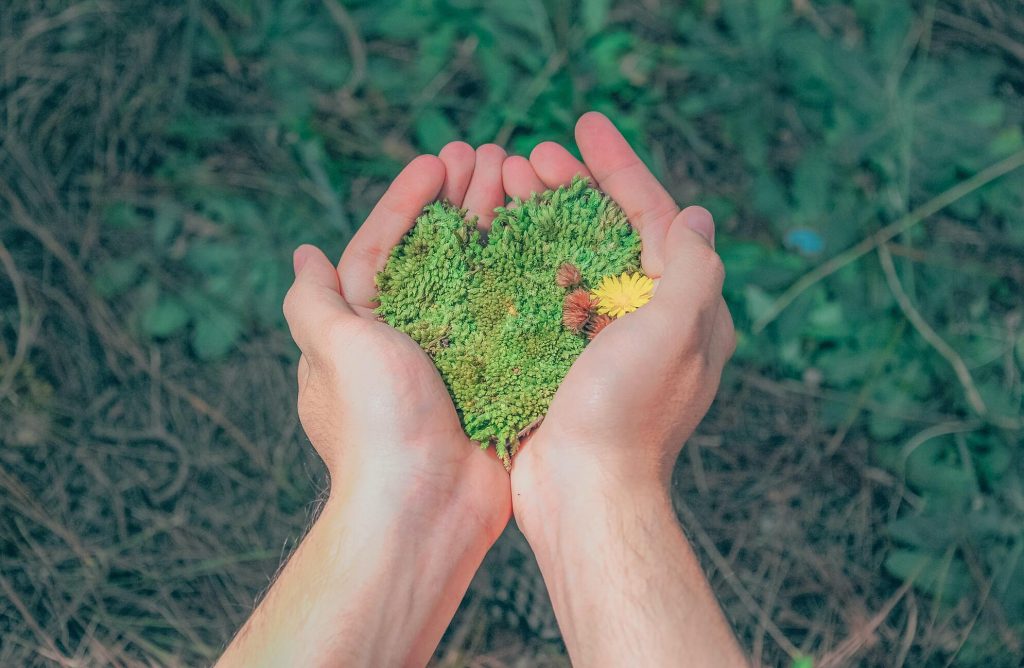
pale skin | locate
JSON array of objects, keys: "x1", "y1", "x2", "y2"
[{"x1": 216, "y1": 112, "x2": 746, "y2": 667}]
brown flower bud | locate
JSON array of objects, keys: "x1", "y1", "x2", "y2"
[
  {"x1": 586, "y1": 314, "x2": 614, "y2": 340},
  {"x1": 555, "y1": 262, "x2": 583, "y2": 288},
  {"x1": 562, "y1": 289, "x2": 595, "y2": 333}
]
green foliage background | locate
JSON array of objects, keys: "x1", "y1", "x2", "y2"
[{"x1": 1, "y1": 0, "x2": 1023, "y2": 665}]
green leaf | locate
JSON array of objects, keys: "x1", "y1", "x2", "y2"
[
  {"x1": 989, "y1": 126, "x2": 1023, "y2": 157},
  {"x1": 186, "y1": 241, "x2": 244, "y2": 274},
  {"x1": 581, "y1": 0, "x2": 612, "y2": 37},
  {"x1": 867, "y1": 411, "x2": 905, "y2": 440},
  {"x1": 105, "y1": 202, "x2": 139, "y2": 229},
  {"x1": 153, "y1": 202, "x2": 181, "y2": 247},
  {"x1": 93, "y1": 258, "x2": 142, "y2": 298},
  {"x1": 192, "y1": 310, "x2": 242, "y2": 360},
  {"x1": 964, "y1": 100, "x2": 1005, "y2": 128},
  {"x1": 141, "y1": 297, "x2": 190, "y2": 338},
  {"x1": 750, "y1": 171, "x2": 787, "y2": 219},
  {"x1": 905, "y1": 437, "x2": 974, "y2": 501},
  {"x1": 805, "y1": 301, "x2": 844, "y2": 340},
  {"x1": 884, "y1": 548, "x2": 971, "y2": 601},
  {"x1": 743, "y1": 284, "x2": 775, "y2": 326},
  {"x1": 886, "y1": 513, "x2": 956, "y2": 553},
  {"x1": 791, "y1": 151, "x2": 830, "y2": 226},
  {"x1": 414, "y1": 108, "x2": 458, "y2": 154}
]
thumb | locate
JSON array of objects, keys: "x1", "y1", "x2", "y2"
[
  {"x1": 622, "y1": 206, "x2": 728, "y2": 370},
  {"x1": 649, "y1": 207, "x2": 725, "y2": 317},
  {"x1": 283, "y1": 244, "x2": 356, "y2": 353}
]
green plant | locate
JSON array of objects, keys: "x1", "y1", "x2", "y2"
[{"x1": 376, "y1": 177, "x2": 641, "y2": 465}]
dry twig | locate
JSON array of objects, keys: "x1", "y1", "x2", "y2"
[
  {"x1": 878, "y1": 244, "x2": 988, "y2": 418},
  {"x1": 879, "y1": 244, "x2": 1021, "y2": 429}
]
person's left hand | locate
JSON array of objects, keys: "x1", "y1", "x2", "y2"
[{"x1": 284, "y1": 143, "x2": 512, "y2": 537}]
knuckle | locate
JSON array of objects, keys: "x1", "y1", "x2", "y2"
[
  {"x1": 282, "y1": 285, "x2": 302, "y2": 324},
  {"x1": 723, "y1": 311, "x2": 738, "y2": 359},
  {"x1": 639, "y1": 201, "x2": 679, "y2": 228},
  {"x1": 698, "y1": 246, "x2": 726, "y2": 285},
  {"x1": 347, "y1": 240, "x2": 383, "y2": 273},
  {"x1": 296, "y1": 355, "x2": 310, "y2": 387}
]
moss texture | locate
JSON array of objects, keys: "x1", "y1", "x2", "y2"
[{"x1": 376, "y1": 177, "x2": 640, "y2": 466}]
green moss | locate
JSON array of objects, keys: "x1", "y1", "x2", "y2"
[{"x1": 376, "y1": 177, "x2": 640, "y2": 466}]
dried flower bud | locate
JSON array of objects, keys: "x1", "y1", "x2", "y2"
[
  {"x1": 555, "y1": 262, "x2": 583, "y2": 288},
  {"x1": 562, "y1": 288, "x2": 595, "y2": 332},
  {"x1": 587, "y1": 314, "x2": 614, "y2": 340}
]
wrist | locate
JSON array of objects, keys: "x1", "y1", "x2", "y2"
[
  {"x1": 314, "y1": 473, "x2": 505, "y2": 666},
  {"x1": 512, "y1": 451, "x2": 747, "y2": 668},
  {"x1": 512, "y1": 442, "x2": 674, "y2": 553},
  {"x1": 324, "y1": 466, "x2": 502, "y2": 553}
]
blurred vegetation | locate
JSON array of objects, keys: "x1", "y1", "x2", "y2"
[{"x1": 2, "y1": 0, "x2": 1023, "y2": 666}]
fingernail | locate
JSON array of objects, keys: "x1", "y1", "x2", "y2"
[
  {"x1": 684, "y1": 207, "x2": 715, "y2": 247},
  {"x1": 292, "y1": 246, "x2": 310, "y2": 276}
]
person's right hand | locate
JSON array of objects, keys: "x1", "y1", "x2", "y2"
[
  {"x1": 283, "y1": 145, "x2": 512, "y2": 537},
  {"x1": 502, "y1": 112, "x2": 736, "y2": 531},
  {"x1": 220, "y1": 145, "x2": 518, "y2": 668}
]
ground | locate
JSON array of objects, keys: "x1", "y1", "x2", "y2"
[{"x1": 1, "y1": 1, "x2": 1023, "y2": 666}]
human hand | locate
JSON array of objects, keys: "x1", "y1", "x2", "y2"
[
  {"x1": 502, "y1": 112, "x2": 736, "y2": 530},
  {"x1": 284, "y1": 143, "x2": 512, "y2": 537},
  {"x1": 218, "y1": 146, "x2": 517, "y2": 668},
  {"x1": 497, "y1": 113, "x2": 745, "y2": 668}
]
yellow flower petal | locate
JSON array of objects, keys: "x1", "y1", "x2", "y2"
[{"x1": 590, "y1": 271, "x2": 653, "y2": 318}]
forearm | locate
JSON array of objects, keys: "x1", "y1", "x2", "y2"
[
  {"x1": 519, "y1": 469, "x2": 746, "y2": 667},
  {"x1": 217, "y1": 481, "x2": 497, "y2": 668}
]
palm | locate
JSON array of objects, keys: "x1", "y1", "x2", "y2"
[
  {"x1": 328, "y1": 318, "x2": 468, "y2": 450},
  {"x1": 351, "y1": 319, "x2": 510, "y2": 508}
]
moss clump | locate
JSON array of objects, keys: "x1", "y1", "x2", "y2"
[{"x1": 376, "y1": 177, "x2": 640, "y2": 466}]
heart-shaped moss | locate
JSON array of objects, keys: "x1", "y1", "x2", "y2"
[{"x1": 375, "y1": 177, "x2": 641, "y2": 467}]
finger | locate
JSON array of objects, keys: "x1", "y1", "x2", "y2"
[
  {"x1": 502, "y1": 155, "x2": 547, "y2": 202},
  {"x1": 438, "y1": 141, "x2": 476, "y2": 207},
  {"x1": 575, "y1": 111, "x2": 679, "y2": 277},
  {"x1": 338, "y1": 155, "x2": 445, "y2": 310},
  {"x1": 528, "y1": 141, "x2": 592, "y2": 189},
  {"x1": 462, "y1": 143, "x2": 506, "y2": 230},
  {"x1": 647, "y1": 207, "x2": 723, "y2": 318},
  {"x1": 284, "y1": 245, "x2": 356, "y2": 354},
  {"x1": 679, "y1": 205, "x2": 715, "y2": 248}
]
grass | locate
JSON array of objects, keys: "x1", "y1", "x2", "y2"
[{"x1": 1, "y1": 0, "x2": 1023, "y2": 666}]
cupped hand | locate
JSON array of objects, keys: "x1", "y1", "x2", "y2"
[
  {"x1": 503, "y1": 113, "x2": 736, "y2": 528},
  {"x1": 283, "y1": 144, "x2": 511, "y2": 538}
]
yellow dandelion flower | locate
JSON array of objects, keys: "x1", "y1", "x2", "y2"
[{"x1": 591, "y1": 272, "x2": 654, "y2": 318}]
